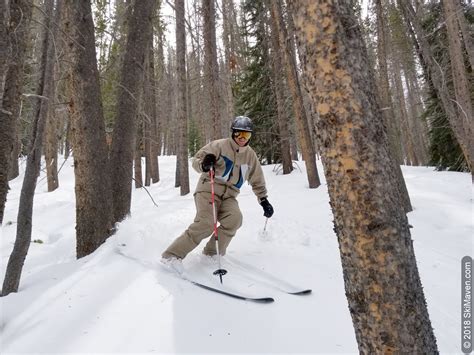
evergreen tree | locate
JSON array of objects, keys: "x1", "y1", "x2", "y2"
[
  {"x1": 97, "y1": 0, "x2": 128, "y2": 130},
  {"x1": 188, "y1": 119, "x2": 202, "y2": 157},
  {"x1": 234, "y1": 0, "x2": 280, "y2": 164},
  {"x1": 421, "y1": 2, "x2": 470, "y2": 171}
]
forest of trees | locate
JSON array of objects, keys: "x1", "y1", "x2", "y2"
[{"x1": 0, "y1": 0, "x2": 472, "y2": 352}]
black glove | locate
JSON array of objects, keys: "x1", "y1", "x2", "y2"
[
  {"x1": 201, "y1": 154, "x2": 217, "y2": 172},
  {"x1": 260, "y1": 198, "x2": 274, "y2": 218}
]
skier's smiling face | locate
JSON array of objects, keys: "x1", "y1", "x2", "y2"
[{"x1": 233, "y1": 130, "x2": 252, "y2": 147}]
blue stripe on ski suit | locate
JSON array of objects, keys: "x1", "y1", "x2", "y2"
[
  {"x1": 220, "y1": 155, "x2": 233, "y2": 181},
  {"x1": 234, "y1": 169, "x2": 244, "y2": 189}
]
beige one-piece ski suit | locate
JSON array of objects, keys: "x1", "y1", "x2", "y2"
[{"x1": 162, "y1": 137, "x2": 268, "y2": 259}]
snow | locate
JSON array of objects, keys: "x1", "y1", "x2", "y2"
[{"x1": 1, "y1": 156, "x2": 472, "y2": 354}]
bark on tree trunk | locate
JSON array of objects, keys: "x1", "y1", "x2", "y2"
[
  {"x1": 408, "y1": 70, "x2": 430, "y2": 161},
  {"x1": 44, "y1": 14, "x2": 61, "y2": 193},
  {"x1": 375, "y1": 0, "x2": 412, "y2": 212},
  {"x1": 144, "y1": 39, "x2": 158, "y2": 185},
  {"x1": 393, "y1": 56, "x2": 418, "y2": 166},
  {"x1": 0, "y1": 0, "x2": 10, "y2": 99},
  {"x1": 155, "y1": 30, "x2": 166, "y2": 159},
  {"x1": 404, "y1": 67, "x2": 428, "y2": 164},
  {"x1": 2, "y1": 0, "x2": 57, "y2": 295},
  {"x1": 289, "y1": 124, "x2": 299, "y2": 161},
  {"x1": 222, "y1": 0, "x2": 236, "y2": 128},
  {"x1": 0, "y1": 0, "x2": 32, "y2": 225},
  {"x1": 454, "y1": 0, "x2": 474, "y2": 71},
  {"x1": 8, "y1": 139, "x2": 20, "y2": 181},
  {"x1": 135, "y1": 110, "x2": 144, "y2": 189},
  {"x1": 441, "y1": 0, "x2": 473, "y2": 165},
  {"x1": 176, "y1": 0, "x2": 190, "y2": 195},
  {"x1": 203, "y1": 0, "x2": 222, "y2": 140},
  {"x1": 109, "y1": 0, "x2": 157, "y2": 222},
  {"x1": 64, "y1": 0, "x2": 113, "y2": 259},
  {"x1": 270, "y1": 0, "x2": 321, "y2": 187},
  {"x1": 45, "y1": 102, "x2": 59, "y2": 192},
  {"x1": 290, "y1": 1, "x2": 438, "y2": 352},
  {"x1": 267, "y1": 0, "x2": 293, "y2": 175},
  {"x1": 64, "y1": 118, "x2": 71, "y2": 160}
]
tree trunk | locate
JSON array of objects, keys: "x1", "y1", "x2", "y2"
[
  {"x1": 155, "y1": 30, "x2": 166, "y2": 160},
  {"x1": 2, "y1": 0, "x2": 57, "y2": 296},
  {"x1": 145, "y1": 38, "x2": 159, "y2": 185},
  {"x1": 44, "y1": 96, "x2": 59, "y2": 192},
  {"x1": 222, "y1": 0, "x2": 236, "y2": 128},
  {"x1": 109, "y1": 0, "x2": 157, "y2": 223},
  {"x1": 0, "y1": 0, "x2": 32, "y2": 225},
  {"x1": 399, "y1": 1, "x2": 473, "y2": 174},
  {"x1": 203, "y1": 0, "x2": 222, "y2": 140},
  {"x1": 289, "y1": 124, "x2": 299, "y2": 161},
  {"x1": 267, "y1": 0, "x2": 293, "y2": 175},
  {"x1": 176, "y1": 0, "x2": 190, "y2": 195},
  {"x1": 0, "y1": 0, "x2": 10, "y2": 99},
  {"x1": 44, "y1": 11, "x2": 61, "y2": 192},
  {"x1": 134, "y1": 110, "x2": 144, "y2": 188},
  {"x1": 454, "y1": 0, "x2": 474, "y2": 72},
  {"x1": 64, "y1": 0, "x2": 113, "y2": 259},
  {"x1": 270, "y1": 0, "x2": 321, "y2": 187},
  {"x1": 441, "y1": 0, "x2": 473, "y2": 165},
  {"x1": 404, "y1": 67, "x2": 428, "y2": 165},
  {"x1": 190, "y1": 1, "x2": 207, "y2": 144},
  {"x1": 375, "y1": 0, "x2": 412, "y2": 212},
  {"x1": 63, "y1": 118, "x2": 71, "y2": 160},
  {"x1": 392, "y1": 56, "x2": 419, "y2": 166},
  {"x1": 8, "y1": 139, "x2": 20, "y2": 181},
  {"x1": 290, "y1": 1, "x2": 438, "y2": 352},
  {"x1": 408, "y1": 69, "x2": 430, "y2": 160}
]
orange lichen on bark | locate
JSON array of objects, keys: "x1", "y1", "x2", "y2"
[
  {"x1": 369, "y1": 302, "x2": 383, "y2": 322},
  {"x1": 354, "y1": 234, "x2": 373, "y2": 254},
  {"x1": 370, "y1": 283, "x2": 383, "y2": 294},
  {"x1": 302, "y1": 25, "x2": 317, "y2": 44},
  {"x1": 317, "y1": 102, "x2": 330, "y2": 115},
  {"x1": 335, "y1": 69, "x2": 352, "y2": 85},
  {"x1": 376, "y1": 251, "x2": 388, "y2": 265},
  {"x1": 317, "y1": 57, "x2": 333, "y2": 73},
  {"x1": 336, "y1": 123, "x2": 358, "y2": 170}
]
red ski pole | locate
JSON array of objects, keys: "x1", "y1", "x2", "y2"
[{"x1": 209, "y1": 164, "x2": 227, "y2": 283}]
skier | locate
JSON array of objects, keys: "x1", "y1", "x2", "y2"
[{"x1": 161, "y1": 116, "x2": 274, "y2": 270}]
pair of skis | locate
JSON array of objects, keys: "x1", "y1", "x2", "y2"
[
  {"x1": 115, "y1": 248, "x2": 311, "y2": 304},
  {"x1": 181, "y1": 260, "x2": 311, "y2": 303}
]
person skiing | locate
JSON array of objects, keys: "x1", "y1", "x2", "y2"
[{"x1": 161, "y1": 116, "x2": 274, "y2": 267}]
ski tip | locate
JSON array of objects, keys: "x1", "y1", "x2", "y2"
[{"x1": 288, "y1": 289, "x2": 312, "y2": 295}]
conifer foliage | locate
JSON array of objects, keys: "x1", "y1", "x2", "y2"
[{"x1": 421, "y1": 2, "x2": 471, "y2": 172}]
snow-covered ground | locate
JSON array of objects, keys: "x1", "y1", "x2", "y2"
[{"x1": 1, "y1": 156, "x2": 472, "y2": 354}]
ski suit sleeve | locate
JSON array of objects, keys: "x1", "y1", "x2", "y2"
[
  {"x1": 248, "y1": 151, "x2": 268, "y2": 202},
  {"x1": 192, "y1": 140, "x2": 224, "y2": 174}
]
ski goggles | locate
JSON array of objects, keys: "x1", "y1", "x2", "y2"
[{"x1": 233, "y1": 131, "x2": 252, "y2": 140}]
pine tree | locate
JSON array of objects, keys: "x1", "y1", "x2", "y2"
[
  {"x1": 399, "y1": 0, "x2": 473, "y2": 173},
  {"x1": 0, "y1": 0, "x2": 32, "y2": 225},
  {"x1": 420, "y1": 2, "x2": 470, "y2": 171},
  {"x1": 175, "y1": 0, "x2": 190, "y2": 195},
  {"x1": 2, "y1": 0, "x2": 58, "y2": 295},
  {"x1": 109, "y1": 0, "x2": 157, "y2": 221},
  {"x1": 234, "y1": 0, "x2": 280, "y2": 164}
]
